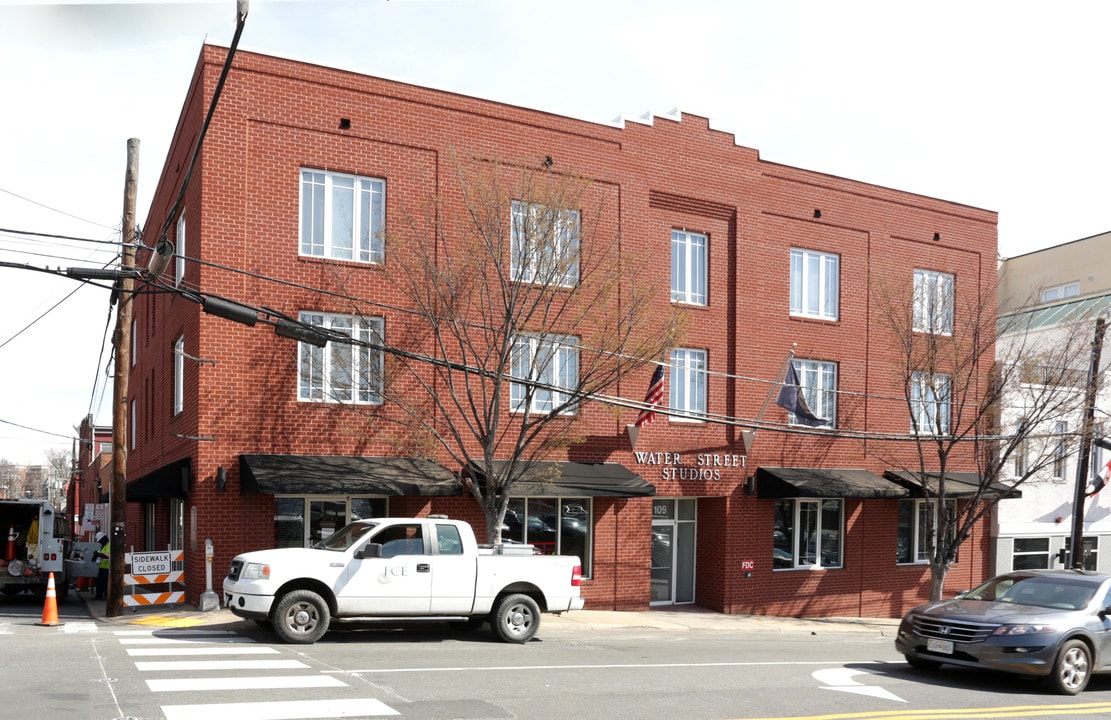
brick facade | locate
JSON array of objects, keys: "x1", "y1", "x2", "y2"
[{"x1": 114, "y1": 45, "x2": 998, "y2": 619}]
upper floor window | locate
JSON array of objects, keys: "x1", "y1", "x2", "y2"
[
  {"x1": 910, "y1": 371, "x2": 951, "y2": 435},
  {"x1": 300, "y1": 169, "x2": 385, "y2": 264},
  {"x1": 297, "y1": 312, "x2": 384, "y2": 404},
  {"x1": 1041, "y1": 282, "x2": 1079, "y2": 303},
  {"x1": 790, "y1": 359, "x2": 837, "y2": 428},
  {"x1": 669, "y1": 348, "x2": 707, "y2": 421},
  {"x1": 173, "y1": 335, "x2": 185, "y2": 416},
  {"x1": 510, "y1": 201, "x2": 579, "y2": 287},
  {"x1": 1053, "y1": 421, "x2": 1068, "y2": 479},
  {"x1": 510, "y1": 334, "x2": 579, "y2": 414},
  {"x1": 671, "y1": 230, "x2": 707, "y2": 305},
  {"x1": 913, "y1": 269, "x2": 954, "y2": 334},
  {"x1": 175, "y1": 211, "x2": 187, "y2": 286},
  {"x1": 790, "y1": 248, "x2": 838, "y2": 320},
  {"x1": 774, "y1": 498, "x2": 842, "y2": 569}
]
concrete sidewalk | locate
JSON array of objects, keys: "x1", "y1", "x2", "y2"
[{"x1": 75, "y1": 589, "x2": 901, "y2": 637}]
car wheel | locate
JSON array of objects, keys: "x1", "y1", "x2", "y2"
[
  {"x1": 272, "y1": 589, "x2": 330, "y2": 644},
  {"x1": 492, "y1": 593, "x2": 540, "y2": 643},
  {"x1": 905, "y1": 654, "x2": 942, "y2": 671},
  {"x1": 1047, "y1": 639, "x2": 1091, "y2": 695}
]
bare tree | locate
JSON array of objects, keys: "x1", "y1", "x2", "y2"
[
  {"x1": 330, "y1": 157, "x2": 681, "y2": 542},
  {"x1": 869, "y1": 275, "x2": 1093, "y2": 600}
]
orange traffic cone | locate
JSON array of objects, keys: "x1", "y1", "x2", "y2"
[
  {"x1": 4, "y1": 525, "x2": 13, "y2": 561},
  {"x1": 36, "y1": 572, "x2": 63, "y2": 627}
]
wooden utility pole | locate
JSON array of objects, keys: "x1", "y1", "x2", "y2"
[
  {"x1": 1069, "y1": 316, "x2": 1105, "y2": 569},
  {"x1": 108, "y1": 138, "x2": 139, "y2": 617}
]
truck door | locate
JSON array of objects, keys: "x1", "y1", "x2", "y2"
[
  {"x1": 341, "y1": 522, "x2": 433, "y2": 614},
  {"x1": 428, "y1": 523, "x2": 477, "y2": 614}
]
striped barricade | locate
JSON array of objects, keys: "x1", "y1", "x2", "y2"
[{"x1": 123, "y1": 549, "x2": 185, "y2": 607}]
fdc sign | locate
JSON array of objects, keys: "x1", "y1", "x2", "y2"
[{"x1": 130, "y1": 551, "x2": 173, "y2": 575}]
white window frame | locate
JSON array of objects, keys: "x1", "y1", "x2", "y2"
[
  {"x1": 1053, "y1": 420, "x2": 1068, "y2": 480},
  {"x1": 510, "y1": 200, "x2": 580, "y2": 287},
  {"x1": 129, "y1": 398, "x2": 136, "y2": 451},
  {"x1": 789, "y1": 248, "x2": 839, "y2": 320},
  {"x1": 299, "y1": 169, "x2": 385, "y2": 264},
  {"x1": 173, "y1": 335, "x2": 184, "y2": 416},
  {"x1": 297, "y1": 312, "x2": 384, "y2": 404},
  {"x1": 671, "y1": 230, "x2": 707, "y2": 305},
  {"x1": 510, "y1": 334, "x2": 579, "y2": 414},
  {"x1": 789, "y1": 359, "x2": 836, "y2": 428},
  {"x1": 910, "y1": 371, "x2": 951, "y2": 435},
  {"x1": 175, "y1": 211, "x2": 186, "y2": 286},
  {"x1": 897, "y1": 498, "x2": 956, "y2": 565},
  {"x1": 774, "y1": 498, "x2": 843, "y2": 570},
  {"x1": 1041, "y1": 282, "x2": 1079, "y2": 303},
  {"x1": 669, "y1": 348, "x2": 707, "y2": 421},
  {"x1": 913, "y1": 269, "x2": 954, "y2": 335}
]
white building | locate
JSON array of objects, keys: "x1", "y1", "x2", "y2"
[{"x1": 995, "y1": 231, "x2": 1111, "y2": 572}]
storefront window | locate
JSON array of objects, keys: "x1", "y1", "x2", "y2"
[
  {"x1": 502, "y1": 497, "x2": 591, "y2": 577},
  {"x1": 1012, "y1": 537, "x2": 1049, "y2": 570},
  {"x1": 773, "y1": 498, "x2": 842, "y2": 569},
  {"x1": 274, "y1": 496, "x2": 387, "y2": 548}
]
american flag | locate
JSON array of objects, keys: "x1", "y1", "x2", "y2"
[{"x1": 635, "y1": 364, "x2": 666, "y2": 427}]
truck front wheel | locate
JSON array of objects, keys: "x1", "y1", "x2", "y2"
[
  {"x1": 492, "y1": 593, "x2": 540, "y2": 643},
  {"x1": 272, "y1": 589, "x2": 330, "y2": 644}
]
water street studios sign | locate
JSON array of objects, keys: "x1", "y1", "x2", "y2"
[{"x1": 633, "y1": 451, "x2": 746, "y2": 481}]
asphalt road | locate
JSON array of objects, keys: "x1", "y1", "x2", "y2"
[{"x1": 4, "y1": 592, "x2": 1111, "y2": 720}]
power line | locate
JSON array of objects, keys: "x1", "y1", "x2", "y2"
[
  {"x1": 0, "y1": 226, "x2": 121, "y2": 246},
  {"x1": 0, "y1": 187, "x2": 115, "y2": 231},
  {"x1": 0, "y1": 417, "x2": 73, "y2": 441}
]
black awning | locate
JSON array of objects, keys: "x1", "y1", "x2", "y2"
[
  {"x1": 126, "y1": 458, "x2": 191, "y2": 501},
  {"x1": 884, "y1": 470, "x2": 1022, "y2": 499},
  {"x1": 468, "y1": 460, "x2": 655, "y2": 497},
  {"x1": 239, "y1": 455, "x2": 461, "y2": 496},
  {"x1": 756, "y1": 467, "x2": 909, "y2": 499}
]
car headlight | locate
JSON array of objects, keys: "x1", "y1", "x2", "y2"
[
  {"x1": 992, "y1": 624, "x2": 1056, "y2": 636},
  {"x1": 241, "y1": 562, "x2": 271, "y2": 580}
]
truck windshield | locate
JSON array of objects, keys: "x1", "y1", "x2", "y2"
[{"x1": 313, "y1": 521, "x2": 378, "y2": 551}]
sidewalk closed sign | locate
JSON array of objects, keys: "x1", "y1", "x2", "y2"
[
  {"x1": 130, "y1": 551, "x2": 172, "y2": 575},
  {"x1": 123, "y1": 549, "x2": 185, "y2": 607}
]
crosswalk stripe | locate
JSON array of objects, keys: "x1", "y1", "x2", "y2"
[
  {"x1": 148, "y1": 675, "x2": 348, "y2": 692},
  {"x1": 127, "y1": 646, "x2": 279, "y2": 656},
  {"x1": 161, "y1": 698, "x2": 399, "y2": 719},
  {"x1": 120, "y1": 635, "x2": 259, "y2": 644},
  {"x1": 114, "y1": 629, "x2": 241, "y2": 636},
  {"x1": 136, "y1": 659, "x2": 309, "y2": 672}
]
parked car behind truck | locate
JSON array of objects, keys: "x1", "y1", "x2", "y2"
[{"x1": 223, "y1": 516, "x2": 585, "y2": 644}]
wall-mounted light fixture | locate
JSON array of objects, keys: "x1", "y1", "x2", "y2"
[
  {"x1": 339, "y1": 118, "x2": 351, "y2": 130},
  {"x1": 216, "y1": 466, "x2": 227, "y2": 493},
  {"x1": 813, "y1": 209, "x2": 822, "y2": 219}
]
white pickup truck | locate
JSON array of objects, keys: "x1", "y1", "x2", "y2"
[{"x1": 222, "y1": 516, "x2": 585, "y2": 644}]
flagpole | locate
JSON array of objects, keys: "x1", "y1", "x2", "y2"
[{"x1": 742, "y1": 350, "x2": 796, "y2": 454}]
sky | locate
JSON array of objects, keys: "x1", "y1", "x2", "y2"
[{"x1": 0, "y1": 0, "x2": 1109, "y2": 467}]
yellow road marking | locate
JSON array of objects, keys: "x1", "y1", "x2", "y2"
[
  {"x1": 127, "y1": 615, "x2": 205, "y2": 627},
  {"x1": 740, "y1": 702, "x2": 1111, "y2": 720}
]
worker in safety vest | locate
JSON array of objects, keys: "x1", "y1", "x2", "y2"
[{"x1": 93, "y1": 532, "x2": 110, "y2": 600}]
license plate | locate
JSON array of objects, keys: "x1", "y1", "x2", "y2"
[{"x1": 927, "y1": 638, "x2": 954, "y2": 655}]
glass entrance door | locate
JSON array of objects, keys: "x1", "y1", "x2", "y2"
[{"x1": 650, "y1": 498, "x2": 696, "y2": 605}]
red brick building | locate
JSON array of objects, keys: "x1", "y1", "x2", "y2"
[{"x1": 77, "y1": 45, "x2": 999, "y2": 618}]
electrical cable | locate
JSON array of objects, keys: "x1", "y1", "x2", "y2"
[
  {"x1": 0, "y1": 418, "x2": 73, "y2": 441},
  {"x1": 0, "y1": 186, "x2": 116, "y2": 231}
]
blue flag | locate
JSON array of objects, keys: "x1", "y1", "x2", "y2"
[{"x1": 776, "y1": 361, "x2": 825, "y2": 427}]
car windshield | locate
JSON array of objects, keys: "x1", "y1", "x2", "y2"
[
  {"x1": 963, "y1": 575, "x2": 1097, "y2": 611},
  {"x1": 312, "y1": 521, "x2": 378, "y2": 551}
]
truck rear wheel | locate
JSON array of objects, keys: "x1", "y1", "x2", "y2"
[
  {"x1": 272, "y1": 589, "x2": 330, "y2": 644},
  {"x1": 492, "y1": 593, "x2": 540, "y2": 643}
]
